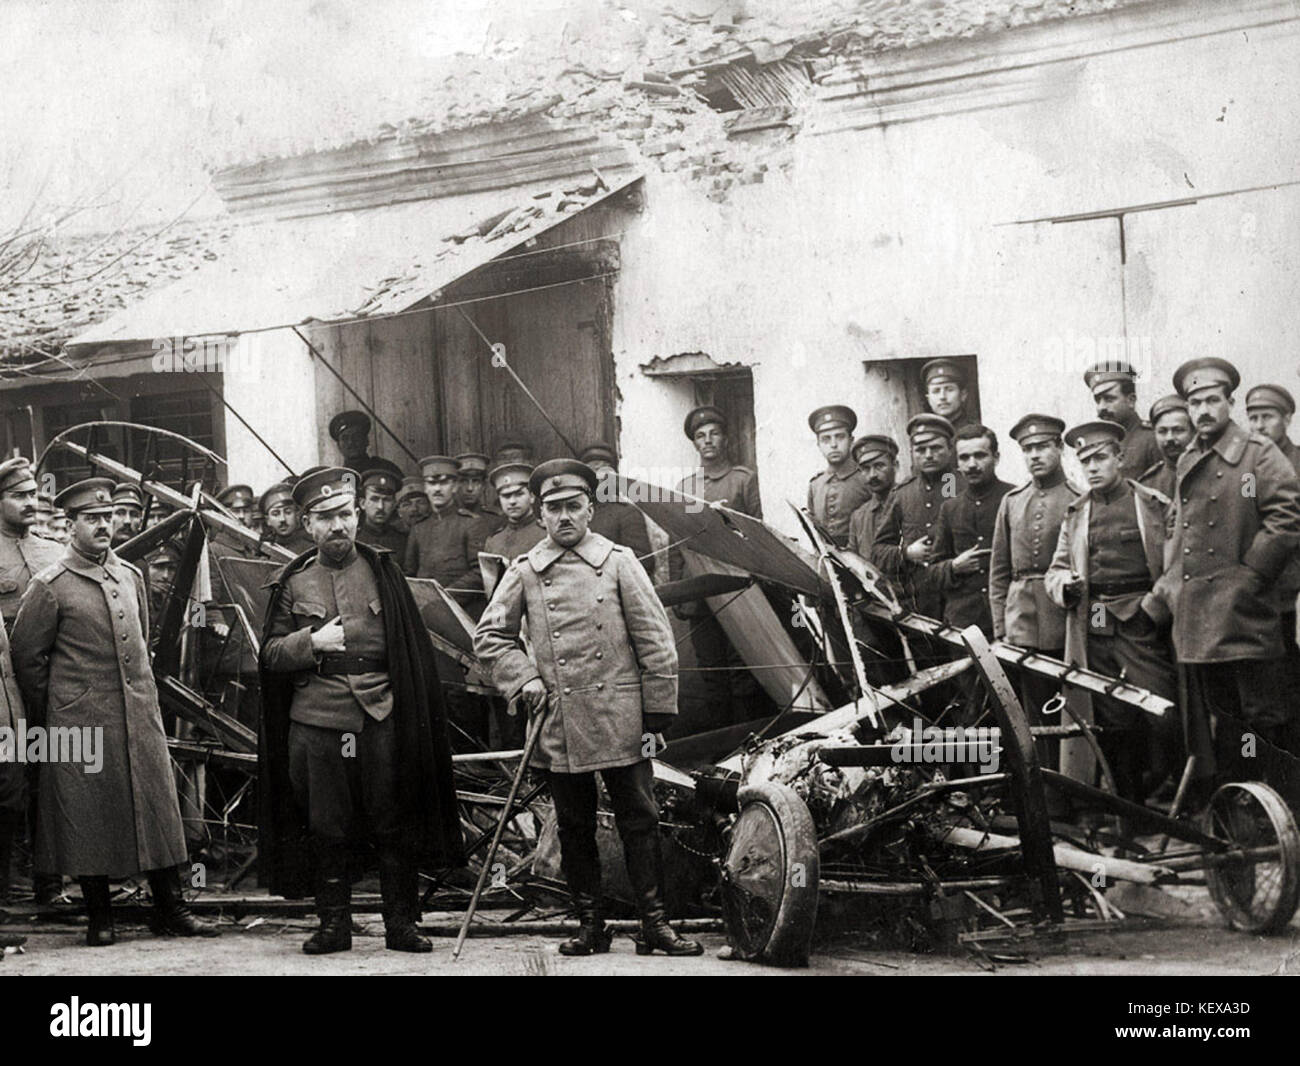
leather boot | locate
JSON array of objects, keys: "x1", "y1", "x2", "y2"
[
  {"x1": 623, "y1": 832, "x2": 702, "y2": 957},
  {"x1": 377, "y1": 839, "x2": 430, "y2": 953},
  {"x1": 558, "y1": 891, "x2": 611, "y2": 956},
  {"x1": 79, "y1": 876, "x2": 116, "y2": 947},
  {"x1": 303, "y1": 841, "x2": 351, "y2": 955},
  {"x1": 148, "y1": 866, "x2": 220, "y2": 937},
  {"x1": 0, "y1": 812, "x2": 17, "y2": 904}
]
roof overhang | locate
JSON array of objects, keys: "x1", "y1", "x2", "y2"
[{"x1": 66, "y1": 171, "x2": 641, "y2": 358}]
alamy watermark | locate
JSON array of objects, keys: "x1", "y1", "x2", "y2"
[{"x1": 0, "y1": 721, "x2": 103, "y2": 773}]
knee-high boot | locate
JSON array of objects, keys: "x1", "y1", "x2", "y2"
[
  {"x1": 303, "y1": 840, "x2": 351, "y2": 955},
  {"x1": 79, "y1": 876, "x2": 115, "y2": 947},
  {"x1": 148, "y1": 865, "x2": 220, "y2": 937},
  {"x1": 376, "y1": 837, "x2": 430, "y2": 953},
  {"x1": 622, "y1": 831, "x2": 702, "y2": 957}
]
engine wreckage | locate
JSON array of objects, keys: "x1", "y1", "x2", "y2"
[{"x1": 46, "y1": 424, "x2": 1300, "y2": 965}]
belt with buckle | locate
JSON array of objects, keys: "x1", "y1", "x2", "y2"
[{"x1": 316, "y1": 653, "x2": 389, "y2": 676}]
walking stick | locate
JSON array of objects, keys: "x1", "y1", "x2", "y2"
[{"x1": 452, "y1": 700, "x2": 547, "y2": 961}]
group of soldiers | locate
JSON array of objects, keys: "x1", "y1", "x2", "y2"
[{"x1": 805, "y1": 356, "x2": 1300, "y2": 811}]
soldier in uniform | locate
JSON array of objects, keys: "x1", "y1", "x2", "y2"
[
  {"x1": 871, "y1": 414, "x2": 957, "y2": 619},
  {"x1": 483, "y1": 462, "x2": 546, "y2": 560},
  {"x1": 929, "y1": 424, "x2": 1013, "y2": 638},
  {"x1": 1046, "y1": 422, "x2": 1176, "y2": 803},
  {"x1": 1246, "y1": 384, "x2": 1300, "y2": 473},
  {"x1": 989, "y1": 415, "x2": 1079, "y2": 766},
  {"x1": 355, "y1": 469, "x2": 408, "y2": 563},
  {"x1": 259, "y1": 467, "x2": 463, "y2": 955},
  {"x1": 455, "y1": 452, "x2": 499, "y2": 518},
  {"x1": 404, "y1": 456, "x2": 483, "y2": 608},
  {"x1": 48, "y1": 508, "x2": 70, "y2": 545},
  {"x1": 1084, "y1": 359, "x2": 1162, "y2": 480},
  {"x1": 493, "y1": 439, "x2": 535, "y2": 466},
  {"x1": 846, "y1": 435, "x2": 899, "y2": 556},
  {"x1": 330, "y1": 410, "x2": 391, "y2": 480},
  {"x1": 921, "y1": 358, "x2": 974, "y2": 431},
  {"x1": 474, "y1": 458, "x2": 701, "y2": 958},
  {"x1": 670, "y1": 406, "x2": 764, "y2": 727},
  {"x1": 10, "y1": 478, "x2": 219, "y2": 946},
  {"x1": 395, "y1": 475, "x2": 431, "y2": 533},
  {"x1": 34, "y1": 493, "x2": 53, "y2": 538},
  {"x1": 260, "y1": 482, "x2": 314, "y2": 554},
  {"x1": 578, "y1": 444, "x2": 655, "y2": 579},
  {"x1": 0, "y1": 457, "x2": 63, "y2": 905},
  {"x1": 217, "y1": 484, "x2": 256, "y2": 528},
  {"x1": 1139, "y1": 395, "x2": 1194, "y2": 501},
  {"x1": 109, "y1": 483, "x2": 144, "y2": 549},
  {"x1": 806, "y1": 405, "x2": 872, "y2": 548},
  {"x1": 1151, "y1": 359, "x2": 1300, "y2": 799}
]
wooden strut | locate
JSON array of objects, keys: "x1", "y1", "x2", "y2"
[{"x1": 453, "y1": 703, "x2": 548, "y2": 961}]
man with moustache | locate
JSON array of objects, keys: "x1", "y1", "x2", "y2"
[
  {"x1": 921, "y1": 359, "x2": 975, "y2": 432},
  {"x1": 109, "y1": 483, "x2": 144, "y2": 549},
  {"x1": 928, "y1": 425, "x2": 1013, "y2": 638},
  {"x1": 259, "y1": 467, "x2": 462, "y2": 954},
  {"x1": 474, "y1": 458, "x2": 699, "y2": 958},
  {"x1": 871, "y1": 414, "x2": 958, "y2": 619},
  {"x1": 1245, "y1": 384, "x2": 1300, "y2": 472},
  {"x1": 989, "y1": 415, "x2": 1079, "y2": 767},
  {"x1": 1150, "y1": 360, "x2": 1300, "y2": 800},
  {"x1": 395, "y1": 476, "x2": 431, "y2": 534},
  {"x1": 260, "y1": 482, "x2": 314, "y2": 554},
  {"x1": 11, "y1": 478, "x2": 219, "y2": 945},
  {"x1": 1139, "y1": 395, "x2": 1194, "y2": 501},
  {"x1": 807, "y1": 406, "x2": 872, "y2": 548},
  {"x1": 846, "y1": 435, "x2": 899, "y2": 556},
  {"x1": 1084, "y1": 359, "x2": 1162, "y2": 481},
  {"x1": 1046, "y1": 422, "x2": 1175, "y2": 802}
]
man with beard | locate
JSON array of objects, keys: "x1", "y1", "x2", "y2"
[
  {"x1": 355, "y1": 469, "x2": 408, "y2": 562},
  {"x1": 871, "y1": 414, "x2": 958, "y2": 619},
  {"x1": 921, "y1": 359, "x2": 974, "y2": 432},
  {"x1": 1139, "y1": 395, "x2": 1194, "y2": 501},
  {"x1": 260, "y1": 483, "x2": 314, "y2": 554},
  {"x1": 1151, "y1": 360, "x2": 1300, "y2": 801},
  {"x1": 1046, "y1": 422, "x2": 1175, "y2": 803},
  {"x1": 259, "y1": 467, "x2": 463, "y2": 954},
  {"x1": 807, "y1": 406, "x2": 872, "y2": 548},
  {"x1": 846, "y1": 435, "x2": 899, "y2": 555},
  {"x1": 578, "y1": 444, "x2": 655, "y2": 579},
  {"x1": 109, "y1": 484, "x2": 144, "y2": 549},
  {"x1": 1084, "y1": 359, "x2": 1161, "y2": 481},
  {"x1": 474, "y1": 458, "x2": 699, "y2": 958},
  {"x1": 11, "y1": 478, "x2": 219, "y2": 945},
  {"x1": 484, "y1": 462, "x2": 546, "y2": 561},
  {"x1": 929, "y1": 425, "x2": 1013, "y2": 638},
  {"x1": 989, "y1": 415, "x2": 1079, "y2": 767}
]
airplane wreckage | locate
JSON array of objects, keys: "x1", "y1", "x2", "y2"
[{"x1": 41, "y1": 422, "x2": 1300, "y2": 966}]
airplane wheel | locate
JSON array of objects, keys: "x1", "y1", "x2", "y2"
[{"x1": 1204, "y1": 781, "x2": 1300, "y2": 934}]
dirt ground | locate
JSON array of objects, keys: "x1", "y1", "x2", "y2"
[{"x1": 4, "y1": 886, "x2": 1298, "y2": 976}]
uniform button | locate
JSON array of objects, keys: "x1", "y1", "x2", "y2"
[
  {"x1": 564, "y1": 687, "x2": 572, "y2": 695},
  {"x1": 925, "y1": 502, "x2": 932, "y2": 508},
  {"x1": 597, "y1": 682, "x2": 604, "y2": 690},
  {"x1": 548, "y1": 603, "x2": 555, "y2": 610},
  {"x1": 595, "y1": 569, "x2": 602, "y2": 577},
  {"x1": 596, "y1": 622, "x2": 603, "y2": 629},
  {"x1": 1208, "y1": 548, "x2": 1215, "y2": 555},
  {"x1": 1209, "y1": 496, "x2": 1217, "y2": 502},
  {"x1": 1183, "y1": 522, "x2": 1189, "y2": 528},
  {"x1": 121, "y1": 633, "x2": 128, "y2": 641},
  {"x1": 1184, "y1": 547, "x2": 1190, "y2": 554},
  {"x1": 1215, "y1": 471, "x2": 1223, "y2": 478},
  {"x1": 111, "y1": 590, "x2": 118, "y2": 598},
  {"x1": 124, "y1": 656, "x2": 130, "y2": 663},
  {"x1": 558, "y1": 658, "x2": 566, "y2": 665},
  {"x1": 544, "y1": 579, "x2": 552, "y2": 586},
  {"x1": 595, "y1": 651, "x2": 602, "y2": 659},
  {"x1": 596, "y1": 595, "x2": 604, "y2": 603},
  {"x1": 1208, "y1": 521, "x2": 1215, "y2": 527},
  {"x1": 118, "y1": 610, "x2": 124, "y2": 618},
  {"x1": 1183, "y1": 574, "x2": 1190, "y2": 581}
]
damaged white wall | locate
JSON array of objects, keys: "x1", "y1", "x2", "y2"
[{"x1": 610, "y1": 0, "x2": 1300, "y2": 535}]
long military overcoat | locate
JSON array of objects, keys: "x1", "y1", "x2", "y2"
[
  {"x1": 9, "y1": 546, "x2": 188, "y2": 877},
  {"x1": 473, "y1": 531, "x2": 678, "y2": 774},
  {"x1": 1150, "y1": 420, "x2": 1300, "y2": 663}
]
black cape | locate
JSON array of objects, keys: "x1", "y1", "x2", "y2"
[{"x1": 257, "y1": 541, "x2": 464, "y2": 898}]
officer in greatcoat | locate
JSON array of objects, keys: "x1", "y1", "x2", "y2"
[
  {"x1": 988, "y1": 415, "x2": 1079, "y2": 766},
  {"x1": 259, "y1": 468, "x2": 463, "y2": 954},
  {"x1": 1045, "y1": 422, "x2": 1176, "y2": 803},
  {"x1": 10, "y1": 478, "x2": 218, "y2": 945},
  {"x1": 1149, "y1": 360, "x2": 1300, "y2": 800},
  {"x1": 473, "y1": 459, "x2": 701, "y2": 958}
]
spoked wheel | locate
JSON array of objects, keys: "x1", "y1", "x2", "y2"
[
  {"x1": 1203, "y1": 781, "x2": 1300, "y2": 934},
  {"x1": 719, "y1": 782, "x2": 819, "y2": 966}
]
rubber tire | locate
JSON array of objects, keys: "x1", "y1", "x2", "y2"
[
  {"x1": 1204, "y1": 781, "x2": 1300, "y2": 935},
  {"x1": 720, "y1": 781, "x2": 819, "y2": 966}
]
